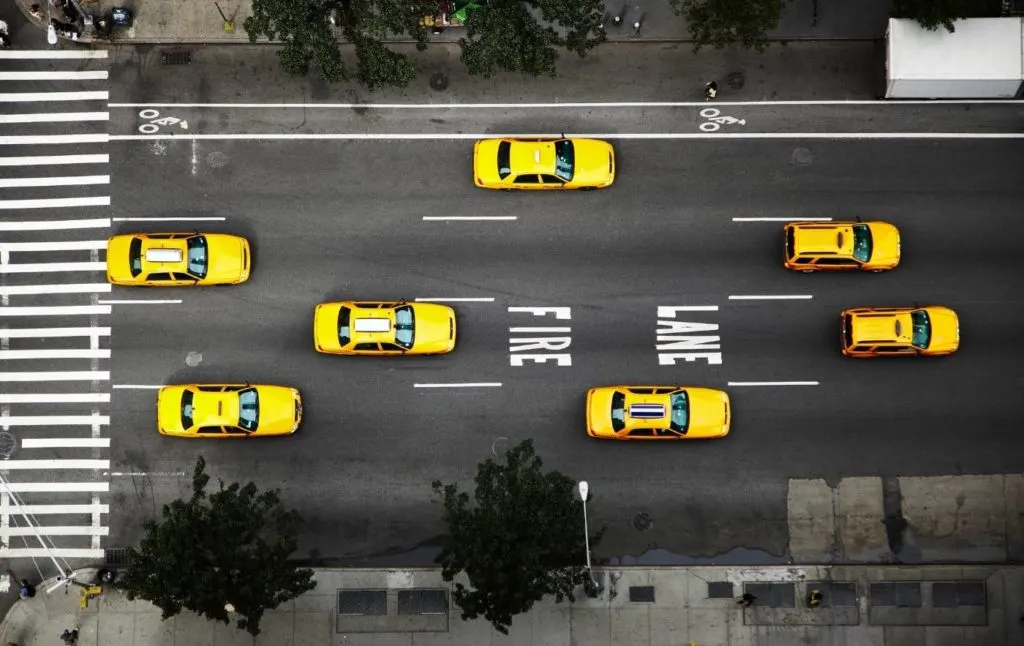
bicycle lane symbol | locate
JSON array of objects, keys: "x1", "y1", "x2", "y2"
[
  {"x1": 699, "y1": 108, "x2": 746, "y2": 132},
  {"x1": 137, "y1": 109, "x2": 190, "y2": 134}
]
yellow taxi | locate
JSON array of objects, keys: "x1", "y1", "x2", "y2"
[
  {"x1": 473, "y1": 137, "x2": 615, "y2": 190},
  {"x1": 106, "y1": 232, "x2": 251, "y2": 286},
  {"x1": 156, "y1": 383, "x2": 302, "y2": 437},
  {"x1": 313, "y1": 300, "x2": 456, "y2": 355},
  {"x1": 784, "y1": 221, "x2": 900, "y2": 272},
  {"x1": 840, "y1": 306, "x2": 959, "y2": 357},
  {"x1": 586, "y1": 385, "x2": 730, "y2": 440}
]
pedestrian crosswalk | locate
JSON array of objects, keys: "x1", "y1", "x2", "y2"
[{"x1": 0, "y1": 47, "x2": 111, "y2": 559}]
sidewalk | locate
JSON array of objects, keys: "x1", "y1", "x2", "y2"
[
  {"x1": 2, "y1": 564, "x2": 1023, "y2": 645},
  {"x1": 13, "y1": 0, "x2": 893, "y2": 44}
]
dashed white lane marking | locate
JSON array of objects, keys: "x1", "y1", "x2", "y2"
[
  {"x1": 109, "y1": 99, "x2": 1024, "y2": 108},
  {"x1": 733, "y1": 217, "x2": 833, "y2": 222},
  {"x1": 1, "y1": 393, "x2": 110, "y2": 404},
  {"x1": 660, "y1": 305, "x2": 719, "y2": 312},
  {"x1": 0, "y1": 50, "x2": 108, "y2": 59},
  {"x1": 0, "y1": 306, "x2": 112, "y2": 317},
  {"x1": 414, "y1": 382, "x2": 503, "y2": 388},
  {"x1": 0, "y1": 176, "x2": 110, "y2": 189},
  {"x1": 22, "y1": 437, "x2": 110, "y2": 448},
  {"x1": 96, "y1": 299, "x2": 182, "y2": 305},
  {"x1": 415, "y1": 297, "x2": 495, "y2": 302},
  {"x1": 0, "y1": 71, "x2": 108, "y2": 81},
  {"x1": 0, "y1": 134, "x2": 109, "y2": 145},
  {"x1": 2, "y1": 482, "x2": 108, "y2": 492},
  {"x1": 0, "y1": 459, "x2": 110, "y2": 469},
  {"x1": 422, "y1": 216, "x2": 517, "y2": 221},
  {"x1": 0, "y1": 197, "x2": 111, "y2": 210},
  {"x1": 0, "y1": 154, "x2": 109, "y2": 166},
  {"x1": 0, "y1": 327, "x2": 111, "y2": 338},
  {"x1": 111, "y1": 384, "x2": 163, "y2": 389},
  {"x1": 728, "y1": 295, "x2": 814, "y2": 300},
  {"x1": 510, "y1": 326, "x2": 572, "y2": 333},
  {"x1": 0, "y1": 349, "x2": 110, "y2": 360},
  {"x1": 728, "y1": 381, "x2": 820, "y2": 387},
  {"x1": 0, "y1": 415, "x2": 110, "y2": 427},
  {"x1": 0, "y1": 262, "x2": 107, "y2": 274},
  {"x1": 0, "y1": 283, "x2": 111, "y2": 296},
  {"x1": 0, "y1": 217, "x2": 110, "y2": 230},
  {"x1": 111, "y1": 216, "x2": 226, "y2": 222},
  {"x1": 0, "y1": 371, "x2": 110, "y2": 382},
  {"x1": 0, "y1": 112, "x2": 109, "y2": 124},
  {"x1": 0, "y1": 240, "x2": 108, "y2": 253}
]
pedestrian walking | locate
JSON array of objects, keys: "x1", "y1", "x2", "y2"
[
  {"x1": 808, "y1": 588, "x2": 823, "y2": 608},
  {"x1": 18, "y1": 579, "x2": 34, "y2": 598},
  {"x1": 737, "y1": 592, "x2": 756, "y2": 607},
  {"x1": 704, "y1": 81, "x2": 718, "y2": 100},
  {"x1": 29, "y1": 4, "x2": 44, "y2": 19},
  {"x1": 59, "y1": 628, "x2": 78, "y2": 645}
]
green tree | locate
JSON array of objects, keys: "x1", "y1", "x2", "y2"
[
  {"x1": 670, "y1": 0, "x2": 783, "y2": 52},
  {"x1": 244, "y1": 0, "x2": 439, "y2": 89},
  {"x1": 432, "y1": 439, "x2": 598, "y2": 634},
  {"x1": 117, "y1": 457, "x2": 315, "y2": 636},
  {"x1": 891, "y1": 0, "x2": 1000, "y2": 33},
  {"x1": 460, "y1": 0, "x2": 607, "y2": 78}
]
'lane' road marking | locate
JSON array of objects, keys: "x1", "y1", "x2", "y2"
[
  {"x1": 415, "y1": 297, "x2": 495, "y2": 302},
  {"x1": 0, "y1": 371, "x2": 109, "y2": 382},
  {"x1": 727, "y1": 381, "x2": 820, "y2": 386},
  {"x1": 414, "y1": 382, "x2": 503, "y2": 388},
  {"x1": 422, "y1": 216, "x2": 517, "y2": 221},
  {"x1": 728, "y1": 295, "x2": 813, "y2": 300}
]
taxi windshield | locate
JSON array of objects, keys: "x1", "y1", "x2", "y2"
[
  {"x1": 186, "y1": 236, "x2": 208, "y2": 278},
  {"x1": 852, "y1": 224, "x2": 872, "y2": 263},
  {"x1": 610, "y1": 391, "x2": 626, "y2": 431},
  {"x1": 129, "y1": 237, "x2": 143, "y2": 277},
  {"x1": 910, "y1": 310, "x2": 931, "y2": 349},
  {"x1": 669, "y1": 391, "x2": 689, "y2": 434},
  {"x1": 181, "y1": 389, "x2": 194, "y2": 429},
  {"x1": 554, "y1": 140, "x2": 574, "y2": 181},
  {"x1": 394, "y1": 305, "x2": 415, "y2": 350},
  {"x1": 238, "y1": 388, "x2": 259, "y2": 432},
  {"x1": 338, "y1": 306, "x2": 351, "y2": 346}
]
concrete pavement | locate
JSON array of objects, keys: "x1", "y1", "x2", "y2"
[{"x1": 2, "y1": 565, "x2": 1023, "y2": 645}]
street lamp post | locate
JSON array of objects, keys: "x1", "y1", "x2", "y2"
[{"x1": 577, "y1": 481, "x2": 602, "y2": 597}]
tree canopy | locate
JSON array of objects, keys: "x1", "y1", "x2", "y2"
[
  {"x1": 670, "y1": 0, "x2": 783, "y2": 52},
  {"x1": 891, "y1": 0, "x2": 999, "y2": 33},
  {"x1": 245, "y1": 0, "x2": 607, "y2": 87},
  {"x1": 117, "y1": 457, "x2": 315, "y2": 636},
  {"x1": 432, "y1": 439, "x2": 598, "y2": 634}
]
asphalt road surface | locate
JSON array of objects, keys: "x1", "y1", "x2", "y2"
[{"x1": 3, "y1": 49, "x2": 1024, "y2": 565}]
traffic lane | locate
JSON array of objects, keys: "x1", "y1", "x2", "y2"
[{"x1": 106, "y1": 103, "x2": 1024, "y2": 137}]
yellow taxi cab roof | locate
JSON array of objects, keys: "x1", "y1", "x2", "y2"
[
  {"x1": 851, "y1": 311, "x2": 913, "y2": 344},
  {"x1": 192, "y1": 390, "x2": 240, "y2": 426},
  {"x1": 509, "y1": 141, "x2": 555, "y2": 174},
  {"x1": 350, "y1": 307, "x2": 397, "y2": 343},
  {"x1": 622, "y1": 392, "x2": 673, "y2": 429},
  {"x1": 793, "y1": 224, "x2": 853, "y2": 255}
]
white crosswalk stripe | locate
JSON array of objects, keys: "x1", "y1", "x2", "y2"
[{"x1": 0, "y1": 51, "x2": 111, "y2": 560}]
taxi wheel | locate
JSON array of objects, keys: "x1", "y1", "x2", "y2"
[
  {"x1": 579, "y1": 187, "x2": 596, "y2": 192},
  {"x1": 871, "y1": 269, "x2": 885, "y2": 273},
  {"x1": 801, "y1": 269, "x2": 814, "y2": 274}
]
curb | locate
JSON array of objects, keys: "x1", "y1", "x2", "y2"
[{"x1": 68, "y1": 36, "x2": 883, "y2": 47}]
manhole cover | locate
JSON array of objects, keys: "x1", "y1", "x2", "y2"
[
  {"x1": 161, "y1": 51, "x2": 192, "y2": 65},
  {"x1": 791, "y1": 148, "x2": 813, "y2": 166},
  {"x1": 726, "y1": 71, "x2": 745, "y2": 90},
  {"x1": 185, "y1": 351, "x2": 203, "y2": 367},
  {"x1": 0, "y1": 432, "x2": 16, "y2": 459},
  {"x1": 633, "y1": 511, "x2": 653, "y2": 531},
  {"x1": 429, "y1": 72, "x2": 449, "y2": 92}
]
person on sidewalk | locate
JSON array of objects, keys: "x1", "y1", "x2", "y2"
[
  {"x1": 704, "y1": 81, "x2": 718, "y2": 101},
  {"x1": 18, "y1": 579, "x2": 35, "y2": 599},
  {"x1": 59, "y1": 629, "x2": 78, "y2": 645},
  {"x1": 807, "y1": 588, "x2": 823, "y2": 608},
  {"x1": 737, "y1": 592, "x2": 755, "y2": 607},
  {"x1": 29, "y1": 4, "x2": 44, "y2": 20}
]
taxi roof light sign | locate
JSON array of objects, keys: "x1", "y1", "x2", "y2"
[
  {"x1": 354, "y1": 318, "x2": 392, "y2": 333},
  {"x1": 629, "y1": 403, "x2": 665, "y2": 419},
  {"x1": 145, "y1": 248, "x2": 183, "y2": 263}
]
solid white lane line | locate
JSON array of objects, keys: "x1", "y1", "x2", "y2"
[
  {"x1": 0, "y1": 71, "x2": 108, "y2": 81},
  {"x1": 733, "y1": 217, "x2": 833, "y2": 222},
  {"x1": 107, "y1": 99, "x2": 1024, "y2": 108},
  {"x1": 727, "y1": 381, "x2": 820, "y2": 387},
  {"x1": 0, "y1": 134, "x2": 109, "y2": 145},
  {"x1": 0, "y1": 261, "x2": 107, "y2": 274},
  {"x1": 0, "y1": 283, "x2": 111, "y2": 296},
  {"x1": 2, "y1": 482, "x2": 109, "y2": 493},
  {"x1": 3, "y1": 526, "x2": 109, "y2": 537},
  {"x1": 0, "y1": 349, "x2": 111, "y2": 360},
  {"x1": 0, "y1": 50, "x2": 108, "y2": 59},
  {"x1": 0, "y1": 91, "x2": 109, "y2": 103},
  {"x1": 414, "y1": 382, "x2": 503, "y2": 388},
  {"x1": 0, "y1": 327, "x2": 111, "y2": 338},
  {"x1": 0, "y1": 197, "x2": 111, "y2": 210},
  {"x1": 0, "y1": 112, "x2": 109, "y2": 124},
  {"x1": 728, "y1": 295, "x2": 814, "y2": 300},
  {"x1": 0, "y1": 154, "x2": 109, "y2": 166},
  {"x1": 0, "y1": 548, "x2": 105, "y2": 558},
  {"x1": 0, "y1": 176, "x2": 110, "y2": 189},
  {"x1": 0, "y1": 416, "x2": 109, "y2": 427},
  {"x1": 111, "y1": 384, "x2": 163, "y2": 389},
  {"x1": 96, "y1": 299, "x2": 182, "y2": 305},
  {"x1": 111, "y1": 216, "x2": 226, "y2": 222},
  {"x1": 2, "y1": 394, "x2": 110, "y2": 404},
  {"x1": 0, "y1": 306, "x2": 112, "y2": 317},
  {"x1": 0, "y1": 240, "x2": 107, "y2": 253},
  {"x1": 415, "y1": 297, "x2": 495, "y2": 302},
  {"x1": 3, "y1": 503, "x2": 110, "y2": 514},
  {"x1": 0, "y1": 371, "x2": 109, "y2": 382},
  {"x1": 110, "y1": 132, "x2": 1024, "y2": 142},
  {"x1": 510, "y1": 327, "x2": 572, "y2": 333},
  {"x1": 422, "y1": 216, "x2": 517, "y2": 221},
  {"x1": 1, "y1": 459, "x2": 110, "y2": 469}
]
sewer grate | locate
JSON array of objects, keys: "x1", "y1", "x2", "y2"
[
  {"x1": 397, "y1": 590, "x2": 447, "y2": 615},
  {"x1": 707, "y1": 581, "x2": 734, "y2": 599},
  {"x1": 104, "y1": 548, "x2": 128, "y2": 567},
  {"x1": 337, "y1": 590, "x2": 387, "y2": 615},
  {"x1": 161, "y1": 51, "x2": 192, "y2": 65},
  {"x1": 871, "y1": 582, "x2": 922, "y2": 607},
  {"x1": 629, "y1": 586, "x2": 655, "y2": 603},
  {"x1": 933, "y1": 581, "x2": 986, "y2": 607}
]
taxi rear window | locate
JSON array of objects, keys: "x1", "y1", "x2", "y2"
[
  {"x1": 610, "y1": 391, "x2": 626, "y2": 432},
  {"x1": 129, "y1": 237, "x2": 143, "y2": 277},
  {"x1": 785, "y1": 228, "x2": 795, "y2": 260},
  {"x1": 497, "y1": 141, "x2": 512, "y2": 180},
  {"x1": 338, "y1": 306, "x2": 351, "y2": 346}
]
